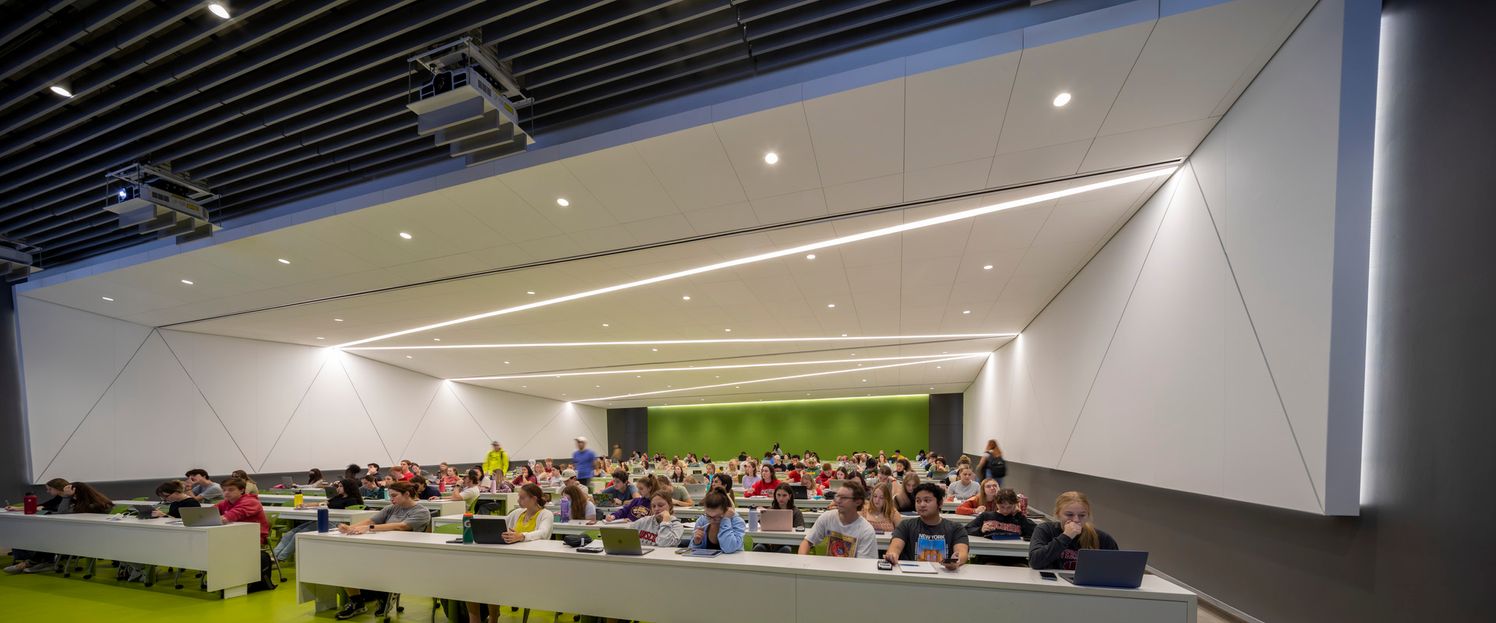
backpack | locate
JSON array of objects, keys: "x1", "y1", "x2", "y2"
[{"x1": 247, "y1": 551, "x2": 276, "y2": 593}]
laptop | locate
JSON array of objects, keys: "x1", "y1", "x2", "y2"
[
  {"x1": 468, "y1": 516, "x2": 511, "y2": 544},
  {"x1": 788, "y1": 484, "x2": 808, "y2": 499},
  {"x1": 177, "y1": 506, "x2": 222, "y2": 527},
  {"x1": 592, "y1": 492, "x2": 616, "y2": 506},
  {"x1": 280, "y1": 476, "x2": 295, "y2": 487},
  {"x1": 1065, "y1": 550, "x2": 1149, "y2": 588},
  {"x1": 323, "y1": 486, "x2": 338, "y2": 499},
  {"x1": 827, "y1": 479, "x2": 845, "y2": 491},
  {"x1": 684, "y1": 484, "x2": 707, "y2": 499},
  {"x1": 597, "y1": 526, "x2": 654, "y2": 555},
  {"x1": 758, "y1": 509, "x2": 794, "y2": 532}
]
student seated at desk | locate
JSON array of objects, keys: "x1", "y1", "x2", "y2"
[
  {"x1": 947, "y1": 467, "x2": 979, "y2": 501},
  {"x1": 231, "y1": 470, "x2": 260, "y2": 494},
  {"x1": 862, "y1": 481, "x2": 900, "y2": 533},
  {"x1": 359, "y1": 475, "x2": 383, "y2": 500},
  {"x1": 411, "y1": 476, "x2": 441, "y2": 500},
  {"x1": 628, "y1": 492, "x2": 683, "y2": 546},
  {"x1": 656, "y1": 478, "x2": 692, "y2": 507},
  {"x1": 186, "y1": 468, "x2": 223, "y2": 503},
  {"x1": 600, "y1": 470, "x2": 636, "y2": 500},
  {"x1": 511, "y1": 465, "x2": 539, "y2": 487},
  {"x1": 893, "y1": 472, "x2": 921, "y2": 514},
  {"x1": 446, "y1": 472, "x2": 482, "y2": 507},
  {"x1": 151, "y1": 480, "x2": 201, "y2": 518},
  {"x1": 689, "y1": 491, "x2": 745, "y2": 554},
  {"x1": 1028, "y1": 491, "x2": 1118, "y2": 571},
  {"x1": 963, "y1": 488, "x2": 1035, "y2": 540},
  {"x1": 335, "y1": 482, "x2": 430, "y2": 620},
  {"x1": 275, "y1": 479, "x2": 363, "y2": 561},
  {"x1": 306, "y1": 468, "x2": 330, "y2": 488},
  {"x1": 753, "y1": 483, "x2": 806, "y2": 553},
  {"x1": 706, "y1": 473, "x2": 737, "y2": 508},
  {"x1": 438, "y1": 466, "x2": 461, "y2": 490},
  {"x1": 460, "y1": 484, "x2": 556, "y2": 623},
  {"x1": 560, "y1": 483, "x2": 597, "y2": 522},
  {"x1": 609, "y1": 475, "x2": 657, "y2": 521},
  {"x1": 4, "y1": 480, "x2": 111, "y2": 575},
  {"x1": 884, "y1": 483, "x2": 968, "y2": 570},
  {"x1": 798, "y1": 481, "x2": 878, "y2": 559},
  {"x1": 217, "y1": 478, "x2": 269, "y2": 545},
  {"x1": 954, "y1": 479, "x2": 1003, "y2": 516},
  {"x1": 3, "y1": 478, "x2": 68, "y2": 514},
  {"x1": 744, "y1": 464, "x2": 781, "y2": 498}
]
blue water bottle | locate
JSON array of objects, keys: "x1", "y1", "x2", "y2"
[
  {"x1": 316, "y1": 506, "x2": 330, "y2": 533},
  {"x1": 558, "y1": 496, "x2": 571, "y2": 523}
]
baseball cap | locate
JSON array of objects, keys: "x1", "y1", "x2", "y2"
[
  {"x1": 562, "y1": 469, "x2": 577, "y2": 479},
  {"x1": 574, "y1": 436, "x2": 587, "y2": 443}
]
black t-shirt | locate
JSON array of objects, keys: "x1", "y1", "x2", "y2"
[
  {"x1": 963, "y1": 510, "x2": 1036, "y2": 539},
  {"x1": 1027, "y1": 521, "x2": 1119, "y2": 570},
  {"x1": 892, "y1": 517, "x2": 968, "y2": 562},
  {"x1": 327, "y1": 494, "x2": 361, "y2": 510},
  {"x1": 167, "y1": 497, "x2": 202, "y2": 518}
]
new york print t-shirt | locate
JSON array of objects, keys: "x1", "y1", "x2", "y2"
[{"x1": 892, "y1": 517, "x2": 968, "y2": 562}]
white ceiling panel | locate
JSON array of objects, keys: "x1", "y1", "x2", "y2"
[
  {"x1": 561, "y1": 144, "x2": 682, "y2": 223},
  {"x1": 633, "y1": 125, "x2": 748, "y2": 211},
  {"x1": 803, "y1": 78, "x2": 906, "y2": 187},
  {"x1": 995, "y1": 21, "x2": 1154, "y2": 154},
  {"x1": 904, "y1": 53, "x2": 1019, "y2": 170},
  {"x1": 1080, "y1": 117, "x2": 1218, "y2": 173},
  {"x1": 823, "y1": 173, "x2": 903, "y2": 214},
  {"x1": 987, "y1": 139, "x2": 1091, "y2": 188},
  {"x1": 713, "y1": 102, "x2": 823, "y2": 199}
]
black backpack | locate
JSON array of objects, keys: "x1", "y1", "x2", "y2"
[{"x1": 247, "y1": 551, "x2": 276, "y2": 593}]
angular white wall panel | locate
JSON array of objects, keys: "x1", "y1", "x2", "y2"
[
  {"x1": 41, "y1": 332, "x2": 247, "y2": 482},
  {"x1": 159, "y1": 329, "x2": 324, "y2": 468},
  {"x1": 19, "y1": 296, "x2": 152, "y2": 478},
  {"x1": 400, "y1": 383, "x2": 493, "y2": 467},
  {"x1": 260, "y1": 356, "x2": 392, "y2": 472},
  {"x1": 340, "y1": 352, "x2": 442, "y2": 460}
]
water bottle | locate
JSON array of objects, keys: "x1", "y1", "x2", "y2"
[
  {"x1": 293, "y1": 491, "x2": 304, "y2": 508},
  {"x1": 22, "y1": 492, "x2": 37, "y2": 515},
  {"x1": 558, "y1": 496, "x2": 571, "y2": 523},
  {"x1": 316, "y1": 506, "x2": 330, "y2": 533},
  {"x1": 747, "y1": 505, "x2": 759, "y2": 532},
  {"x1": 461, "y1": 513, "x2": 475, "y2": 544}
]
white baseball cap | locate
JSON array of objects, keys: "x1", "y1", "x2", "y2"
[{"x1": 574, "y1": 436, "x2": 588, "y2": 443}]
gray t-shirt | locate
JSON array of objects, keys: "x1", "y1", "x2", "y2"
[
  {"x1": 892, "y1": 517, "x2": 968, "y2": 562},
  {"x1": 948, "y1": 480, "x2": 980, "y2": 501},
  {"x1": 192, "y1": 482, "x2": 223, "y2": 502},
  {"x1": 371, "y1": 503, "x2": 431, "y2": 532}
]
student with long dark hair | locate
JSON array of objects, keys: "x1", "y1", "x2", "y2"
[{"x1": 753, "y1": 483, "x2": 805, "y2": 553}]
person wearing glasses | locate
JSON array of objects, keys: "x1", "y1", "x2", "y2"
[
  {"x1": 798, "y1": 481, "x2": 878, "y2": 558},
  {"x1": 334, "y1": 482, "x2": 430, "y2": 620}
]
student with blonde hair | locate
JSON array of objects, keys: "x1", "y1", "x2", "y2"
[
  {"x1": 1028, "y1": 491, "x2": 1118, "y2": 570},
  {"x1": 955, "y1": 478, "x2": 1003, "y2": 515},
  {"x1": 861, "y1": 481, "x2": 900, "y2": 533}
]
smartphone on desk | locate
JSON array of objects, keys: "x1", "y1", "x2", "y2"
[{"x1": 1039, "y1": 571, "x2": 1058, "y2": 581}]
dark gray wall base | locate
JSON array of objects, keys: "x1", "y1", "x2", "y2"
[
  {"x1": 606, "y1": 407, "x2": 647, "y2": 458},
  {"x1": 927, "y1": 393, "x2": 962, "y2": 459}
]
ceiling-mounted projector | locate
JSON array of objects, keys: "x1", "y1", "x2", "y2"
[
  {"x1": 408, "y1": 38, "x2": 533, "y2": 167},
  {"x1": 104, "y1": 163, "x2": 219, "y2": 243}
]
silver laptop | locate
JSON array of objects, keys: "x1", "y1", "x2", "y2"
[
  {"x1": 758, "y1": 509, "x2": 794, "y2": 531},
  {"x1": 177, "y1": 506, "x2": 222, "y2": 527},
  {"x1": 684, "y1": 484, "x2": 708, "y2": 499},
  {"x1": 827, "y1": 479, "x2": 845, "y2": 491},
  {"x1": 598, "y1": 526, "x2": 654, "y2": 555}
]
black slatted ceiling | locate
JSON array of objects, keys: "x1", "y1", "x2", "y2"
[{"x1": 0, "y1": 0, "x2": 1026, "y2": 270}]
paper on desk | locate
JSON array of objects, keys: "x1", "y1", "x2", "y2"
[{"x1": 897, "y1": 561, "x2": 938, "y2": 574}]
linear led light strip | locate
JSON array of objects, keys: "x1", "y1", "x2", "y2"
[
  {"x1": 335, "y1": 166, "x2": 1175, "y2": 348},
  {"x1": 575, "y1": 353, "x2": 986, "y2": 403},
  {"x1": 450, "y1": 352, "x2": 992, "y2": 381},
  {"x1": 344, "y1": 332, "x2": 1015, "y2": 351}
]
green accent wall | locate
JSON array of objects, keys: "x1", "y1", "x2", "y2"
[{"x1": 647, "y1": 395, "x2": 929, "y2": 458}]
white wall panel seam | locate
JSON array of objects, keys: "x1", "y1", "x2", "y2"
[
  {"x1": 1054, "y1": 172, "x2": 1182, "y2": 467},
  {"x1": 392, "y1": 368, "x2": 446, "y2": 461},
  {"x1": 444, "y1": 382, "x2": 495, "y2": 443},
  {"x1": 156, "y1": 331, "x2": 257, "y2": 471},
  {"x1": 34, "y1": 327, "x2": 154, "y2": 479},
  {"x1": 1187, "y1": 159, "x2": 1325, "y2": 512},
  {"x1": 1075, "y1": 18, "x2": 1160, "y2": 170},
  {"x1": 255, "y1": 355, "x2": 333, "y2": 472}
]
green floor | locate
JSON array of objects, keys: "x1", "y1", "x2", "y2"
[{"x1": 0, "y1": 561, "x2": 573, "y2": 622}]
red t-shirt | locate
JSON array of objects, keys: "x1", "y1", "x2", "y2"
[{"x1": 747, "y1": 478, "x2": 781, "y2": 498}]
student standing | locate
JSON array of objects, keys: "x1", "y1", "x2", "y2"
[
  {"x1": 572, "y1": 437, "x2": 598, "y2": 488},
  {"x1": 975, "y1": 439, "x2": 1007, "y2": 486},
  {"x1": 483, "y1": 441, "x2": 510, "y2": 478},
  {"x1": 884, "y1": 483, "x2": 968, "y2": 569},
  {"x1": 798, "y1": 481, "x2": 878, "y2": 558},
  {"x1": 1028, "y1": 491, "x2": 1118, "y2": 571}
]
